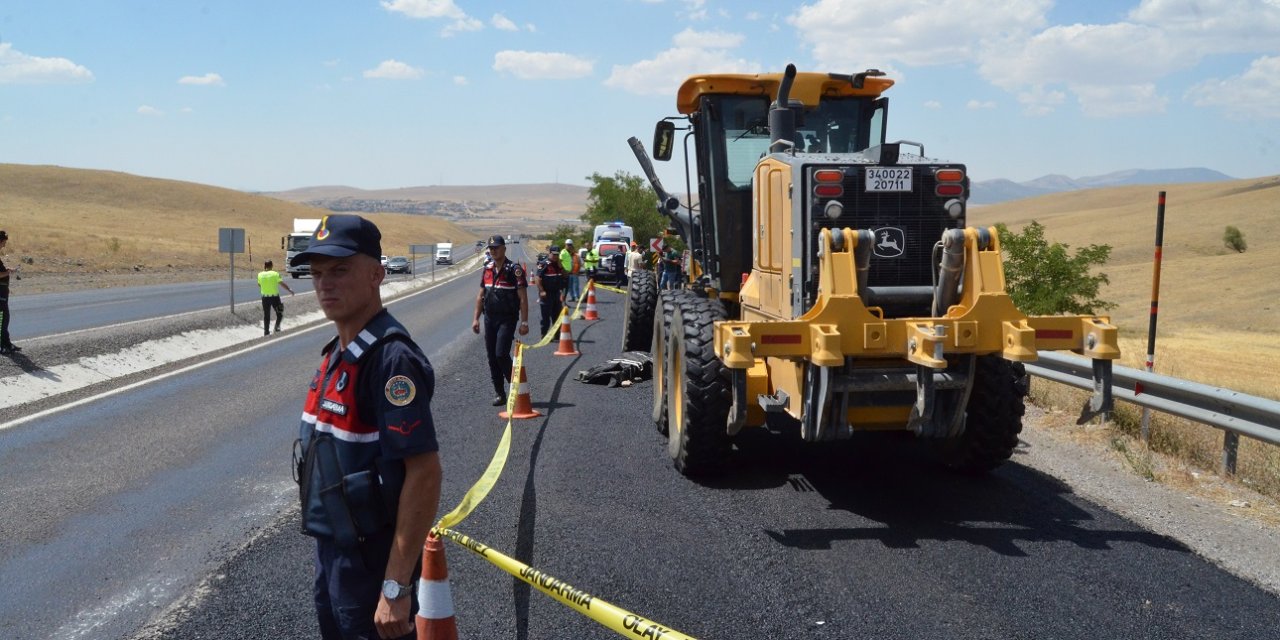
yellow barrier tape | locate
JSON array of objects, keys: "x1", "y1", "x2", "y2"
[
  {"x1": 570, "y1": 279, "x2": 590, "y2": 320},
  {"x1": 435, "y1": 344, "x2": 525, "y2": 530},
  {"x1": 594, "y1": 283, "x2": 626, "y2": 295},
  {"x1": 525, "y1": 307, "x2": 567, "y2": 349},
  {"x1": 434, "y1": 528, "x2": 698, "y2": 640}
]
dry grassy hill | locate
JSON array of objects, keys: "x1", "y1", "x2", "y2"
[
  {"x1": 0, "y1": 164, "x2": 478, "y2": 281},
  {"x1": 970, "y1": 175, "x2": 1280, "y2": 398}
]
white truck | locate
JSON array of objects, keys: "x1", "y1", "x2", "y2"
[
  {"x1": 283, "y1": 218, "x2": 322, "y2": 278},
  {"x1": 435, "y1": 242, "x2": 453, "y2": 265}
]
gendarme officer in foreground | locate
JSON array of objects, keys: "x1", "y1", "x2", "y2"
[
  {"x1": 289, "y1": 214, "x2": 442, "y2": 640},
  {"x1": 471, "y1": 234, "x2": 529, "y2": 406}
]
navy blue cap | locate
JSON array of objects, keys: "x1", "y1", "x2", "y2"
[
  {"x1": 487, "y1": 234, "x2": 506, "y2": 248},
  {"x1": 290, "y1": 215, "x2": 382, "y2": 267}
]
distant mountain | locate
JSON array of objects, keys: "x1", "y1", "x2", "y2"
[{"x1": 970, "y1": 168, "x2": 1234, "y2": 205}]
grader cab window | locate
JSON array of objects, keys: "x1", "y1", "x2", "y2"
[{"x1": 719, "y1": 95, "x2": 874, "y2": 189}]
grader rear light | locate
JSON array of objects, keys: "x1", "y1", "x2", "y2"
[
  {"x1": 813, "y1": 169, "x2": 845, "y2": 198},
  {"x1": 935, "y1": 168, "x2": 965, "y2": 197}
]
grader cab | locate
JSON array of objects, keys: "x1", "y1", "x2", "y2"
[{"x1": 623, "y1": 65, "x2": 1120, "y2": 476}]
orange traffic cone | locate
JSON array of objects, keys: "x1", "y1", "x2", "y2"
[
  {"x1": 500, "y1": 346, "x2": 542, "y2": 419},
  {"x1": 583, "y1": 280, "x2": 601, "y2": 320},
  {"x1": 553, "y1": 316, "x2": 579, "y2": 356},
  {"x1": 415, "y1": 533, "x2": 458, "y2": 640}
]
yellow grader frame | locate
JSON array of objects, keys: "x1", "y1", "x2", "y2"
[{"x1": 626, "y1": 65, "x2": 1119, "y2": 476}]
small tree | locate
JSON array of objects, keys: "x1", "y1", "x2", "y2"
[
  {"x1": 582, "y1": 171, "x2": 667, "y2": 244},
  {"x1": 996, "y1": 221, "x2": 1116, "y2": 315},
  {"x1": 1223, "y1": 225, "x2": 1247, "y2": 253}
]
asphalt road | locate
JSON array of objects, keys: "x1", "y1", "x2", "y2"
[
  {"x1": 3, "y1": 258, "x2": 1279, "y2": 639},
  {"x1": 7, "y1": 254, "x2": 453, "y2": 341}
]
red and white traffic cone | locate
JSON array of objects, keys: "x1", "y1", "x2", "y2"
[
  {"x1": 500, "y1": 347, "x2": 542, "y2": 419},
  {"x1": 553, "y1": 316, "x2": 579, "y2": 356},
  {"x1": 415, "y1": 533, "x2": 458, "y2": 640},
  {"x1": 583, "y1": 280, "x2": 601, "y2": 320}
]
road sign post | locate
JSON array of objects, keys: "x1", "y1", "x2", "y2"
[
  {"x1": 219, "y1": 228, "x2": 246, "y2": 313},
  {"x1": 411, "y1": 244, "x2": 434, "y2": 281}
]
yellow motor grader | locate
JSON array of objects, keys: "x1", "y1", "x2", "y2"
[{"x1": 622, "y1": 65, "x2": 1119, "y2": 476}]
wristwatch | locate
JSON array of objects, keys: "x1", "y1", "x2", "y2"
[{"x1": 382, "y1": 579, "x2": 412, "y2": 600}]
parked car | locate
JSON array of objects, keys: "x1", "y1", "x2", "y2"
[{"x1": 386, "y1": 256, "x2": 412, "y2": 274}]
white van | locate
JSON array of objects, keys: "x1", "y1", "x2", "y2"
[
  {"x1": 435, "y1": 243, "x2": 453, "y2": 265},
  {"x1": 592, "y1": 222, "x2": 634, "y2": 246}
]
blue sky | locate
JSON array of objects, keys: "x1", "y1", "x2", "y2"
[{"x1": 2, "y1": 0, "x2": 1278, "y2": 192}]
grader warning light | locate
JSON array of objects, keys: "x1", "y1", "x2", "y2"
[{"x1": 621, "y1": 64, "x2": 1120, "y2": 478}]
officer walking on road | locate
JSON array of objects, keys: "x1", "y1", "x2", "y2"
[
  {"x1": 0, "y1": 230, "x2": 19, "y2": 355},
  {"x1": 289, "y1": 214, "x2": 442, "y2": 640},
  {"x1": 472, "y1": 234, "x2": 530, "y2": 406},
  {"x1": 536, "y1": 244, "x2": 566, "y2": 336},
  {"x1": 257, "y1": 259, "x2": 295, "y2": 335}
]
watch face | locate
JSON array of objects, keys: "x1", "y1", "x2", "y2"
[{"x1": 382, "y1": 580, "x2": 405, "y2": 600}]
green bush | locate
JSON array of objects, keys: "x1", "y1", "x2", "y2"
[
  {"x1": 1223, "y1": 225, "x2": 1247, "y2": 253},
  {"x1": 996, "y1": 221, "x2": 1115, "y2": 315}
]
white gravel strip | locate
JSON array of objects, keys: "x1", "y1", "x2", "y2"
[{"x1": 0, "y1": 269, "x2": 462, "y2": 411}]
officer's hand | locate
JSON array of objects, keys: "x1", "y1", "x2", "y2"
[
  {"x1": 539, "y1": 290, "x2": 545, "y2": 297},
  {"x1": 374, "y1": 595, "x2": 412, "y2": 639},
  {"x1": 471, "y1": 319, "x2": 480, "y2": 334},
  {"x1": 518, "y1": 322, "x2": 529, "y2": 336}
]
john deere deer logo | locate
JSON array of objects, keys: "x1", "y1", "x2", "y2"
[{"x1": 873, "y1": 228, "x2": 905, "y2": 258}]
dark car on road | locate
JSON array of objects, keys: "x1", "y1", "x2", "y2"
[{"x1": 386, "y1": 256, "x2": 412, "y2": 274}]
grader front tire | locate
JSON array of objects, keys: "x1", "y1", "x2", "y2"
[
  {"x1": 666, "y1": 298, "x2": 732, "y2": 476},
  {"x1": 941, "y1": 355, "x2": 1029, "y2": 473}
]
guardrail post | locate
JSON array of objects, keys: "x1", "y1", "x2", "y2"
[{"x1": 1221, "y1": 431, "x2": 1239, "y2": 476}]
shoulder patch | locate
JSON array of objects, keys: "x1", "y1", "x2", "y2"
[
  {"x1": 513, "y1": 265, "x2": 524, "y2": 277},
  {"x1": 385, "y1": 375, "x2": 417, "y2": 406}
]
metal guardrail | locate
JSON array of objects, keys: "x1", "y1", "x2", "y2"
[{"x1": 1024, "y1": 351, "x2": 1280, "y2": 473}]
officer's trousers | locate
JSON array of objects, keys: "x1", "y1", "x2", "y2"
[
  {"x1": 538, "y1": 284, "x2": 563, "y2": 336},
  {"x1": 262, "y1": 295, "x2": 284, "y2": 334},
  {"x1": 0, "y1": 295, "x2": 11, "y2": 349},
  {"x1": 484, "y1": 314, "x2": 518, "y2": 396},
  {"x1": 314, "y1": 531, "x2": 417, "y2": 640}
]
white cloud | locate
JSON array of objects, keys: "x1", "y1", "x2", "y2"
[
  {"x1": 180, "y1": 107, "x2": 194, "y2": 113},
  {"x1": 682, "y1": 0, "x2": 708, "y2": 21},
  {"x1": 525, "y1": 23, "x2": 537, "y2": 33},
  {"x1": 606, "y1": 28, "x2": 760, "y2": 96},
  {"x1": 363, "y1": 59, "x2": 424, "y2": 80},
  {"x1": 178, "y1": 72, "x2": 225, "y2": 86},
  {"x1": 1016, "y1": 86, "x2": 1065, "y2": 116},
  {"x1": 1188, "y1": 55, "x2": 1280, "y2": 119},
  {"x1": 924, "y1": 100, "x2": 942, "y2": 109},
  {"x1": 492, "y1": 13, "x2": 518, "y2": 31},
  {"x1": 1128, "y1": 0, "x2": 1280, "y2": 54},
  {"x1": 673, "y1": 28, "x2": 742, "y2": 49},
  {"x1": 493, "y1": 51, "x2": 593, "y2": 80},
  {"x1": 1072, "y1": 83, "x2": 1167, "y2": 117},
  {"x1": 442, "y1": 16, "x2": 484, "y2": 37},
  {"x1": 382, "y1": 0, "x2": 483, "y2": 36},
  {"x1": 380, "y1": 0, "x2": 465, "y2": 19},
  {"x1": 137, "y1": 105, "x2": 164, "y2": 117},
  {"x1": 745, "y1": 11, "x2": 761, "y2": 20},
  {"x1": 966, "y1": 99, "x2": 996, "y2": 110},
  {"x1": 789, "y1": 0, "x2": 1049, "y2": 69},
  {"x1": 453, "y1": 75, "x2": 468, "y2": 85},
  {"x1": 0, "y1": 43, "x2": 94, "y2": 84},
  {"x1": 979, "y1": 22, "x2": 1193, "y2": 89}
]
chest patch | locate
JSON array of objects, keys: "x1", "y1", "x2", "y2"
[
  {"x1": 385, "y1": 375, "x2": 416, "y2": 406},
  {"x1": 320, "y1": 398, "x2": 348, "y2": 416}
]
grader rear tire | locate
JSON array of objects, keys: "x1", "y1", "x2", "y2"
[
  {"x1": 941, "y1": 355, "x2": 1029, "y2": 473},
  {"x1": 622, "y1": 270, "x2": 657, "y2": 352},
  {"x1": 651, "y1": 289, "x2": 694, "y2": 436},
  {"x1": 666, "y1": 298, "x2": 732, "y2": 476}
]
